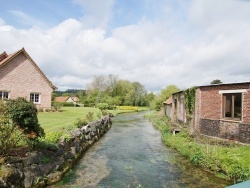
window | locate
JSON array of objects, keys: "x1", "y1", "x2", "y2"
[
  {"x1": 223, "y1": 93, "x2": 242, "y2": 120},
  {"x1": 30, "y1": 93, "x2": 40, "y2": 104},
  {"x1": 0, "y1": 91, "x2": 9, "y2": 101}
]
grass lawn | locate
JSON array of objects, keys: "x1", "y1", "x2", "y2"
[{"x1": 38, "y1": 107, "x2": 102, "y2": 133}]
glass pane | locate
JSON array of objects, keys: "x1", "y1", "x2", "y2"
[
  {"x1": 225, "y1": 94, "x2": 232, "y2": 117},
  {"x1": 234, "y1": 93, "x2": 242, "y2": 119},
  {"x1": 3, "y1": 92, "x2": 8, "y2": 99},
  {"x1": 30, "y1": 94, "x2": 34, "y2": 102},
  {"x1": 35, "y1": 94, "x2": 39, "y2": 102}
]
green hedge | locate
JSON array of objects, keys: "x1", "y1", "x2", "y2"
[{"x1": 52, "y1": 102, "x2": 76, "y2": 107}]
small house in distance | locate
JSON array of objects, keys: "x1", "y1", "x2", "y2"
[
  {"x1": 54, "y1": 96, "x2": 79, "y2": 103},
  {"x1": 171, "y1": 82, "x2": 250, "y2": 144},
  {"x1": 0, "y1": 48, "x2": 57, "y2": 109}
]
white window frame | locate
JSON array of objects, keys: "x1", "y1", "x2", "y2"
[
  {"x1": 0, "y1": 91, "x2": 9, "y2": 101},
  {"x1": 30, "y1": 93, "x2": 41, "y2": 104}
]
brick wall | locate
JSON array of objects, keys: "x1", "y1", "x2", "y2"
[
  {"x1": 197, "y1": 83, "x2": 250, "y2": 143},
  {"x1": 0, "y1": 53, "x2": 53, "y2": 109},
  {"x1": 199, "y1": 84, "x2": 250, "y2": 123}
]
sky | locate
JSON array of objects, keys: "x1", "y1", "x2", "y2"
[{"x1": 1, "y1": 0, "x2": 250, "y2": 92}]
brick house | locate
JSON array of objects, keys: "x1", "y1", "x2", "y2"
[
  {"x1": 171, "y1": 82, "x2": 250, "y2": 143},
  {"x1": 0, "y1": 48, "x2": 57, "y2": 109}
]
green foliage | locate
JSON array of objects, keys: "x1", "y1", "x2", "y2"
[
  {"x1": 51, "y1": 101, "x2": 75, "y2": 108},
  {"x1": 96, "y1": 103, "x2": 109, "y2": 110},
  {"x1": 41, "y1": 156, "x2": 51, "y2": 164},
  {"x1": 85, "y1": 112, "x2": 94, "y2": 122},
  {"x1": 184, "y1": 87, "x2": 196, "y2": 122},
  {"x1": 74, "y1": 118, "x2": 88, "y2": 128},
  {"x1": 51, "y1": 102, "x2": 63, "y2": 111},
  {"x1": 151, "y1": 85, "x2": 180, "y2": 111},
  {"x1": 6, "y1": 98, "x2": 45, "y2": 140},
  {"x1": 147, "y1": 112, "x2": 250, "y2": 182},
  {"x1": 210, "y1": 79, "x2": 222, "y2": 85},
  {"x1": 43, "y1": 131, "x2": 63, "y2": 143}
]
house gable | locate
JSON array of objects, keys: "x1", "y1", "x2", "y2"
[{"x1": 0, "y1": 48, "x2": 57, "y2": 108}]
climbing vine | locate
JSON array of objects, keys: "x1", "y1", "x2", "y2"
[{"x1": 184, "y1": 87, "x2": 196, "y2": 121}]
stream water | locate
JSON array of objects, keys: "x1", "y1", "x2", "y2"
[{"x1": 49, "y1": 112, "x2": 231, "y2": 188}]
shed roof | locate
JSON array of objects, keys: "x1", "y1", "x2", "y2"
[{"x1": 163, "y1": 97, "x2": 172, "y2": 105}]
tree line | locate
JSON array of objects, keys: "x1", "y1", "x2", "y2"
[
  {"x1": 53, "y1": 74, "x2": 181, "y2": 110},
  {"x1": 53, "y1": 75, "x2": 223, "y2": 110}
]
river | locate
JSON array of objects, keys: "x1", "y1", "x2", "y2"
[{"x1": 49, "y1": 112, "x2": 231, "y2": 188}]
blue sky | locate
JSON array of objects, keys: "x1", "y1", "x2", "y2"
[{"x1": 1, "y1": 0, "x2": 250, "y2": 92}]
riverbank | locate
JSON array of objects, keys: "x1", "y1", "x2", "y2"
[
  {"x1": 0, "y1": 115, "x2": 112, "y2": 188},
  {"x1": 145, "y1": 111, "x2": 250, "y2": 184}
]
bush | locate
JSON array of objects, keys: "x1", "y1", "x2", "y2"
[
  {"x1": 51, "y1": 102, "x2": 63, "y2": 111},
  {"x1": 86, "y1": 112, "x2": 94, "y2": 122},
  {"x1": 0, "y1": 101, "x2": 26, "y2": 154},
  {"x1": 74, "y1": 118, "x2": 88, "y2": 128},
  {"x1": 51, "y1": 101, "x2": 74, "y2": 108},
  {"x1": 6, "y1": 98, "x2": 45, "y2": 148},
  {"x1": 96, "y1": 103, "x2": 109, "y2": 110}
]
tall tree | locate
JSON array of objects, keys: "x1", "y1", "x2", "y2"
[{"x1": 106, "y1": 74, "x2": 119, "y2": 97}]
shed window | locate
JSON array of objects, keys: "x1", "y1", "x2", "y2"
[
  {"x1": 0, "y1": 91, "x2": 9, "y2": 101},
  {"x1": 30, "y1": 93, "x2": 40, "y2": 104},
  {"x1": 223, "y1": 93, "x2": 242, "y2": 120}
]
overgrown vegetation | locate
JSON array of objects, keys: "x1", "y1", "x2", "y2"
[
  {"x1": 145, "y1": 112, "x2": 250, "y2": 184},
  {"x1": 184, "y1": 87, "x2": 196, "y2": 122}
]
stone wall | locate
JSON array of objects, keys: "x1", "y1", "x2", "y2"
[
  {"x1": 200, "y1": 118, "x2": 250, "y2": 144},
  {"x1": 0, "y1": 115, "x2": 112, "y2": 188}
]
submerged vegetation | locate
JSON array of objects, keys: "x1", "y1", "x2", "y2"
[{"x1": 145, "y1": 112, "x2": 250, "y2": 184}]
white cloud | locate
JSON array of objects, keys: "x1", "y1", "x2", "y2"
[{"x1": 1, "y1": 0, "x2": 250, "y2": 92}]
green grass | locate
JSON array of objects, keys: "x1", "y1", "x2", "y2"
[
  {"x1": 38, "y1": 107, "x2": 102, "y2": 133},
  {"x1": 146, "y1": 112, "x2": 250, "y2": 183}
]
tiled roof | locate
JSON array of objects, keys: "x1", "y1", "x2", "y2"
[
  {"x1": 0, "y1": 48, "x2": 57, "y2": 90},
  {"x1": 54, "y1": 96, "x2": 70, "y2": 102}
]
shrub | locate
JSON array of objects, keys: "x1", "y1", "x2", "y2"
[
  {"x1": 96, "y1": 103, "x2": 109, "y2": 110},
  {"x1": 74, "y1": 118, "x2": 88, "y2": 128},
  {"x1": 0, "y1": 101, "x2": 26, "y2": 154},
  {"x1": 6, "y1": 98, "x2": 45, "y2": 148},
  {"x1": 51, "y1": 102, "x2": 63, "y2": 111},
  {"x1": 43, "y1": 131, "x2": 63, "y2": 143},
  {"x1": 86, "y1": 112, "x2": 94, "y2": 122}
]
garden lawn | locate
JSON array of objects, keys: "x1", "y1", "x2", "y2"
[{"x1": 38, "y1": 107, "x2": 102, "y2": 133}]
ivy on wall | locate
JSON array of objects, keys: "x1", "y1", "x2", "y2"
[{"x1": 184, "y1": 87, "x2": 196, "y2": 121}]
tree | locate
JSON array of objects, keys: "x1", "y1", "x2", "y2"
[
  {"x1": 106, "y1": 74, "x2": 119, "y2": 97},
  {"x1": 151, "y1": 85, "x2": 180, "y2": 111},
  {"x1": 210, "y1": 79, "x2": 222, "y2": 84}
]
